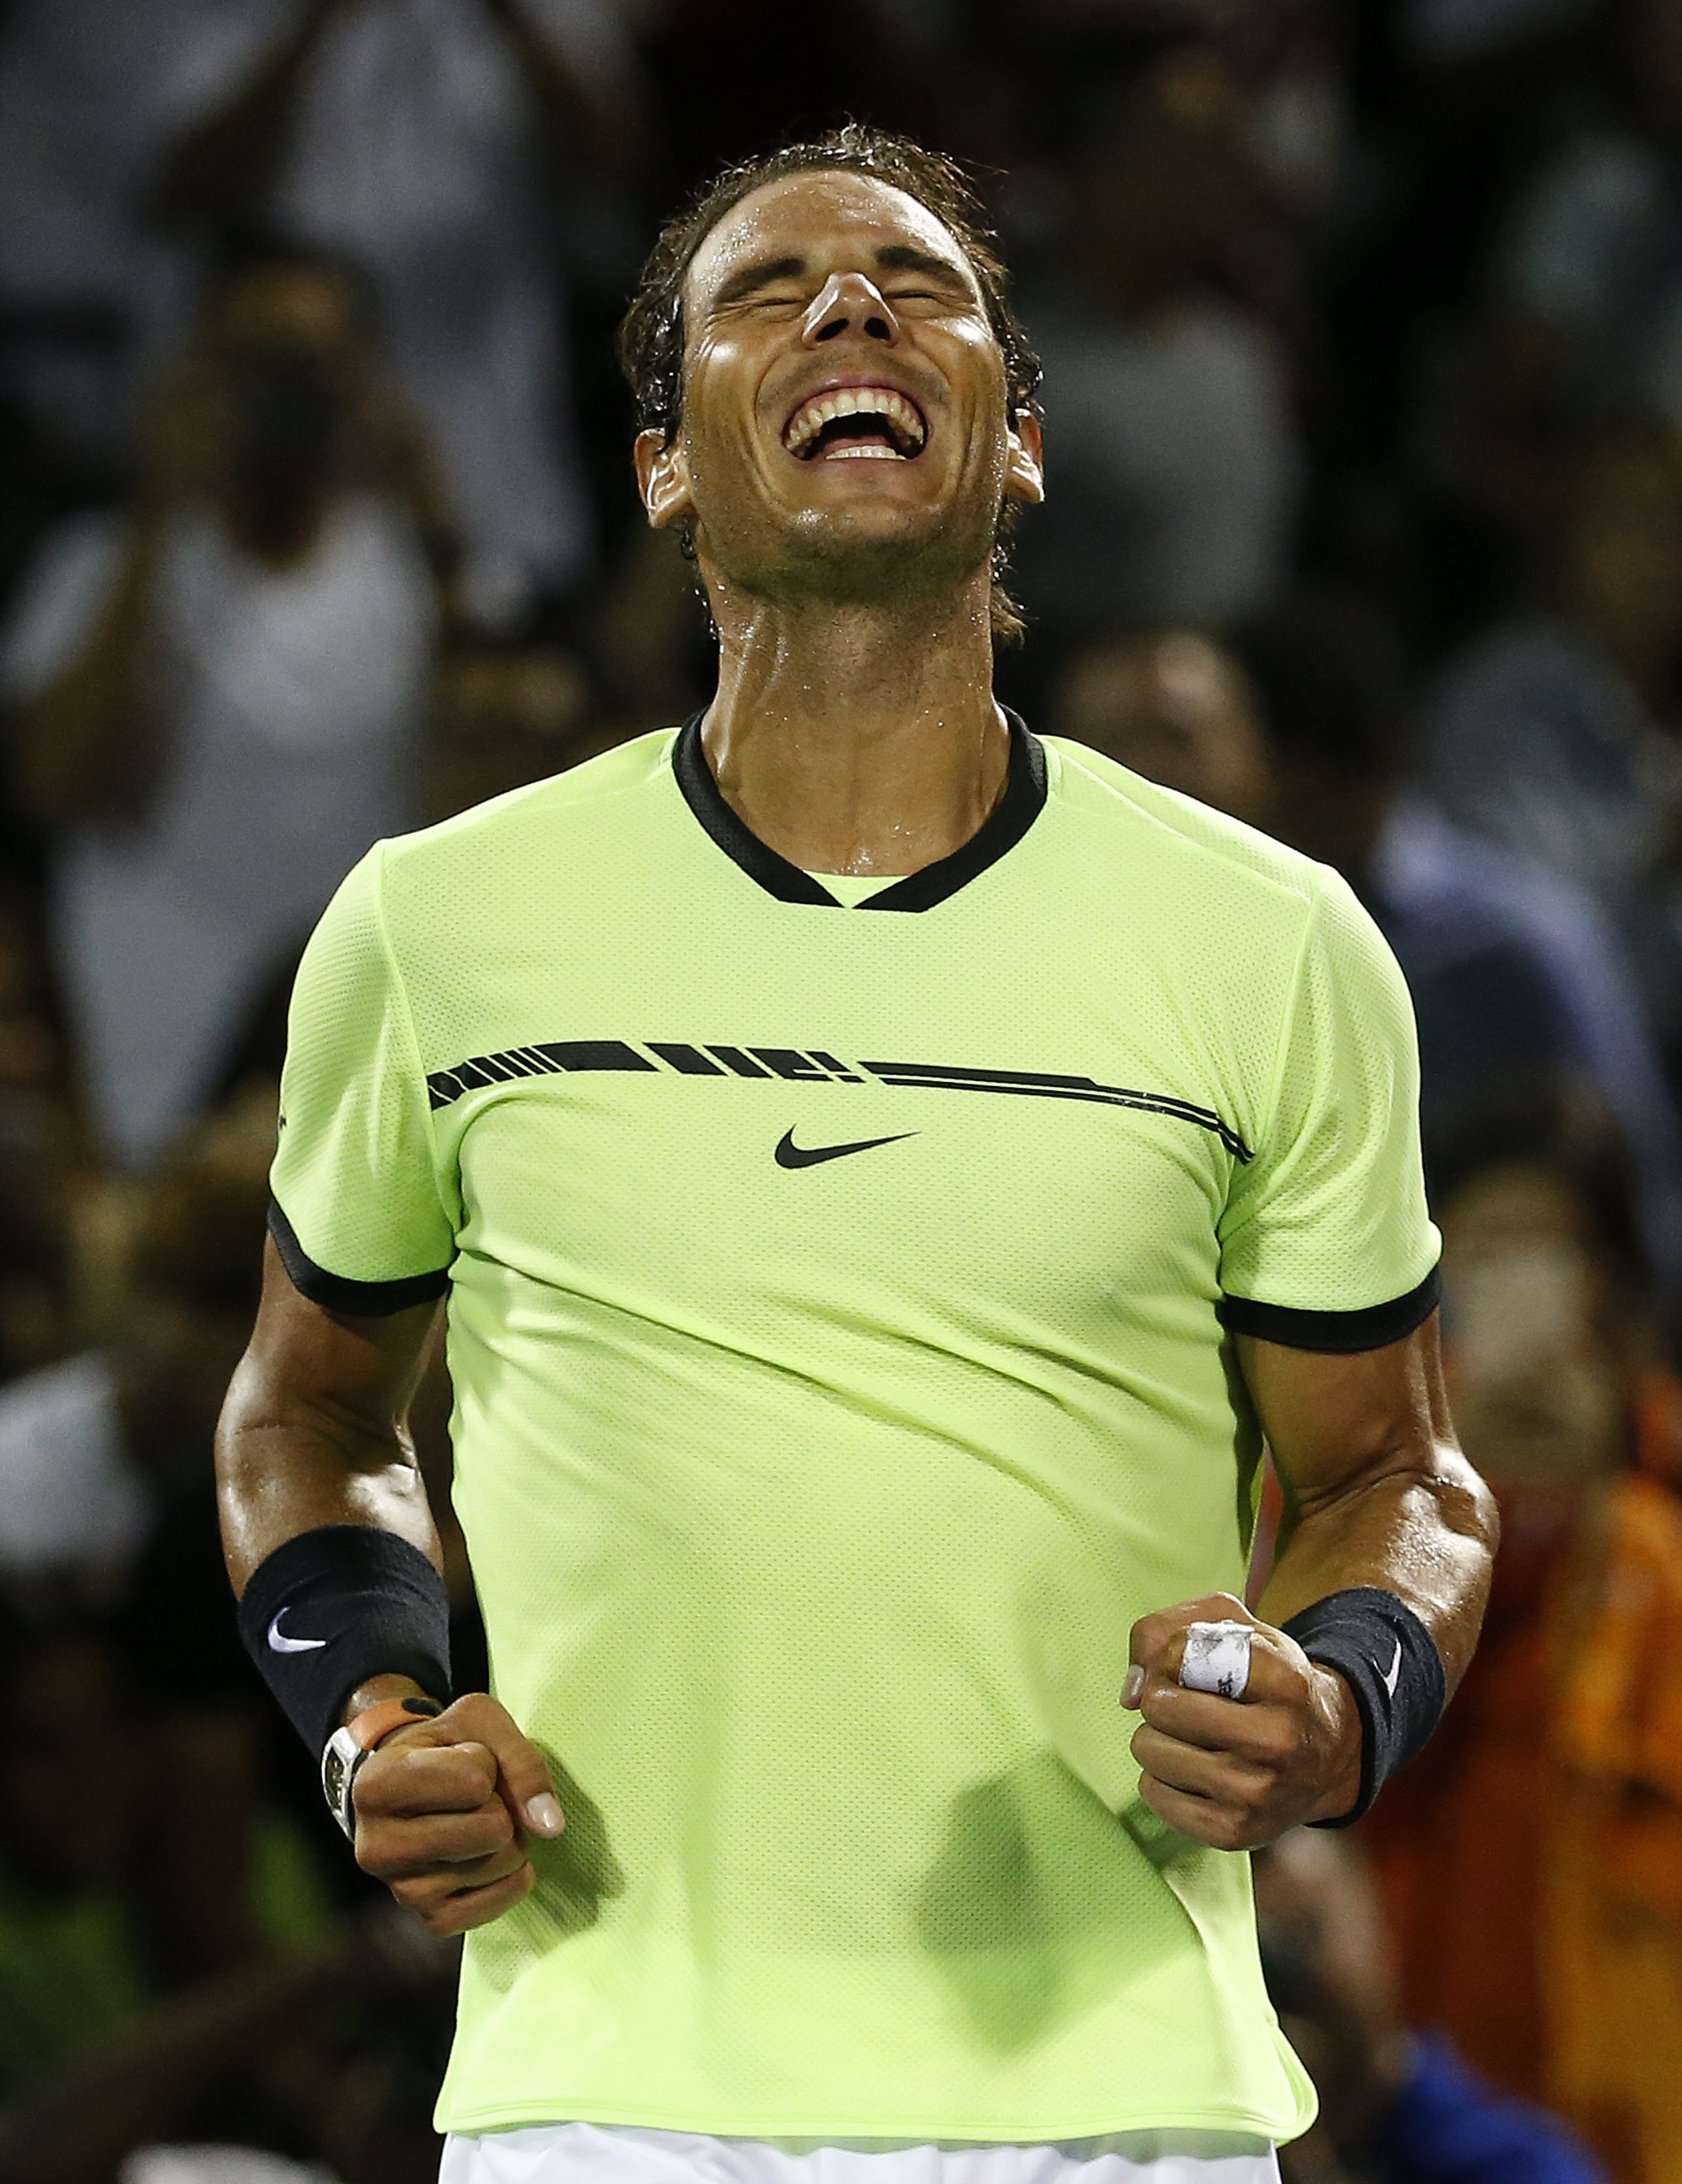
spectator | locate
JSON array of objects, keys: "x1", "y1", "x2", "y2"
[
  {"x1": 1475, "y1": 0, "x2": 1682, "y2": 487},
  {"x1": 424, "y1": 633, "x2": 612, "y2": 824},
  {"x1": 0, "y1": 1600, "x2": 453, "y2": 2184},
  {"x1": 1254, "y1": 1827, "x2": 1608, "y2": 2183},
  {"x1": 0, "y1": 0, "x2": 232, "y2": 470},
  {"x1": 0, "y1": 1100, "x2": 270, "y2": 1598},
  {"x1": 1014, "y1": 45, "x2": 1301, "y2": 634},
  {"x1": 0, "y1": 242, "x2": 446, "y2": 1168},
  {"x1": 1051, "y1": 603, "x2": 1682, "y2": 1290},
  {"x1": 1427, "y1": 420, "x2": 1682, "y2": 1057},
  {"x1": 153, "y1": 0, "x2": 647, "y2": 624},
  {"x1": 1363, "y1": 1086, "x2": 1682, "y2": 2177}
]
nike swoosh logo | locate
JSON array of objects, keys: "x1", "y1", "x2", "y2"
[
  {"x1": 268, "y1": 1610, "x2": 328, "y2": 1654},
  {"x1": 774, "y1": 1128, "x2": 917, "y2": 1170},
  {"x1": 1382, "y1": 1638, "x2": 1403, "y2": 1700}
]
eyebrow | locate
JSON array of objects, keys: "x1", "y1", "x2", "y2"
[
  {"x1": 706, "y1": 243, "x2": 976, "y2": 312},
  {"x1": 873, "y1": 244, "x2": 974, "y2": 291},
  {"x1": 709, "y1": 255, "x2": 807, "y2": 309}
]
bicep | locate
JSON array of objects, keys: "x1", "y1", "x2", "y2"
[
  {"x1": 1241, "y1": 1313, "x2": 1497, "y2": 1674},
  {"x1": 1237, "y1": 1313, "x2": 1455, "y2": 1515}
]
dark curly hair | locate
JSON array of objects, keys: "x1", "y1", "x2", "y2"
[{"x1": 617, "y1": 123, "x2": 1043, "y2": 643}]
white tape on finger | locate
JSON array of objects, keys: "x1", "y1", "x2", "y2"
[{"x1": 1180, "y1": 1619, "x2": 1253, "y2": 1699}]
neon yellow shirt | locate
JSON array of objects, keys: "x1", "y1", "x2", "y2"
[{"x1": 270, "y1": 719, "x2": 1438, "y2": 2144}]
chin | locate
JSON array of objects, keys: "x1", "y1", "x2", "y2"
[
  {"x1": 699, "y1": 487, "x2": 998, "y2": 611},
  {"x1": 800, "y1": 490, "x2": 989, "y2": 567}
]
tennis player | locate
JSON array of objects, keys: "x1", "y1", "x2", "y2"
[{"x1": 217, "y1": 127, "x2": 1497, "y2": 2184}]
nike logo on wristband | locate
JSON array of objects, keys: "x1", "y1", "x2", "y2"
[
  {"x1": 1382, "y1": 1638, "x2": 1403, "y2": 1699},
  {"x1": 268, "y1": 1609, "x2": 328, "y2": 1654}
]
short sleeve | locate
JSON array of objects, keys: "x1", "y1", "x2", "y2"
[
  {"x1": 269, "y1": 847, "x2": 456, "y2": 1314},
  {"x1": 1216, "y1": 872, "x2": 1440, "y2": 1353}
]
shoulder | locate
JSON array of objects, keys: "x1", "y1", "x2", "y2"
[
  {"x1": 372, "y1": 727, "x2": 677, "y2": 907},
  {"x1": 1045, "y1": 739, "x2": 1410, "y2": 1035},
  {"x1": 1045, "y1": 735, "x2": 1335, "y2": 918}
]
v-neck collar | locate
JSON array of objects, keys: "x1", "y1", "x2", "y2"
[{"x1": 670, "y1": 709, "x2": 1047, "y2": 912}]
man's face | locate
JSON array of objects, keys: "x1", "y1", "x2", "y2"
[{"x1": 636, "y1": 170, "x2": 1042, "y2": 615}]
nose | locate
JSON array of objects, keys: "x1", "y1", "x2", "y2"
[{"x1": 801, "y1": 272, "x2": 901, "y2": 349}]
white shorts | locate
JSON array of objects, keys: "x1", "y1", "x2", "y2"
[{"x1": 440, "y1": 2123, "x2": 1279, "y2": 2184}]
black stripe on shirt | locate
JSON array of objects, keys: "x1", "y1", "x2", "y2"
[
  {"x1": 1217, "y1": 1266, "x2": 1441, "y2": 1354},
  {"x1": 268, "y1": 1200, "x2": 451, "y2": 1318}
]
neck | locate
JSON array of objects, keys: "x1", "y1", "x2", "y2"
[{"x1": 700, "y1": 575, "x2": 1009, "y2": 876}]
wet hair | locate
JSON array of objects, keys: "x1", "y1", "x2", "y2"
[{"x1": 617, "y1": 123, "x2": 1042, "y2": 643}]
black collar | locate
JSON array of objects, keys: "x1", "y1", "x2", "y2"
[{"x1": 671, "y1": 709, "x2": 1047, "y2": 912}]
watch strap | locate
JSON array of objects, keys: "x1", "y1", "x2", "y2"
[{"x1": 347, "y1": 1694, "x2": 443, "y2": 1753}]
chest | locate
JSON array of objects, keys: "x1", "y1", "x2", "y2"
[{"x1": 424, "y1": 912, "x2": 1251, "y2": 1340}]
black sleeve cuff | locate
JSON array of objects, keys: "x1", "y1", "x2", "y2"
[
  {"x1": 1217, "y1": 1265, "x2": 1440, "y2": 1353},
  {"x1": 269, "y1": 1200, "x2": 451, "y2": 1317}
]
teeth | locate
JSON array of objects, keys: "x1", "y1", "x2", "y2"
[{"x1": 783, "y1": 385, "x2": 927, "y2": 458}]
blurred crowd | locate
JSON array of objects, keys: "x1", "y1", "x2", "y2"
[{"x1": 4, "y1": 1, "x2": 1682, "y2": 2179}]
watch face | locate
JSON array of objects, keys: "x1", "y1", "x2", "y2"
[{"x1": 322, "y1": 1730, "x2": 358, "y2": 1836}]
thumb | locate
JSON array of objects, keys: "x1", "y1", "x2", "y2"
[
  {"x1": 437, "y1": 1692, "x2": 565, "y2": 1837},
  {"x1": 1121, "y1": 1622, "x2": 1153, "y2": 1711}
]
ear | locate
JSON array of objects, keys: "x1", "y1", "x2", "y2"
[
  {"x1": 1003, "y1": 411, "x2": 1044, "y2": 507},
  {"x1": 634, "y1": 428, "x2": 695, "y2": 532}
]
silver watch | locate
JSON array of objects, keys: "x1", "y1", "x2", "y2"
[
  {"x1": 321, "y1": 1695, "x2": 443, "y2": 1839},
  {"x1": 321, "y1": 1723, "x2": 370, "y2": 1840}
]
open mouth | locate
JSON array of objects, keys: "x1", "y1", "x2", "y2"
[{"x1": 782, "y1": 385, "x2": 928, "y2": 462}]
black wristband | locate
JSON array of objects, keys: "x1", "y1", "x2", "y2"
[
  {"x1": 234, "y1": 1525, "x2": 452, "y2": 1757},
  {"x1": 1280, "y1": 1586, "x2": 1447, "y2": 1827}
]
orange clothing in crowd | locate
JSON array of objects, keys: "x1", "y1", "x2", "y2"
[
  {"x1": 1360, "y1": 1478, "x2": 1563, "y2": 2106},
  {"x1": 1363, "y1": 1377, "x2": 1682, "y2": 2184}
]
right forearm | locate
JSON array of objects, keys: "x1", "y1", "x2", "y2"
[
  {"x1": 217, "y1": 1255, "x2": 452, "y2": 1761},
  {"x1": 216, "y1": 1361, "x2": 441, "y2": 1594}
]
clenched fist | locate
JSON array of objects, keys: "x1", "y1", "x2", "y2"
[
  {"x1": 353, "y1": 1692, "x2": 565, "y2": 1936},
  {"x1": 1122, "y1": 1593, "x2": 1361, "y2": 1850}
]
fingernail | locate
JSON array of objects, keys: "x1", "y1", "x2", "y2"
[
  {"x1": 525, "y1": 1793, "x2": 564, "y2": 1836},
  {"x1": 1120, "y1": 1665, "x2": 1145, "y2": 1709}
]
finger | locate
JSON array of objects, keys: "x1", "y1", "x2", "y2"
[
  {"x1": 1135, "y1": 1771, "x2": 1252, "y2": 1854},
  {"x1": 432, "y1": 1694, "x2": 564, "y2": 1838},
  {"x1": 422, "y1": 1859, "x2": 537, "y2": 1938},
  {"x1": 358, "y1": 1799, "x2": 515, "y2": 1879},
  {"x1": 1138, "y1": 1682, "x2": 1298, "y2": 1766},
  {"x1": 389, "y1": 1840, "x2": 531, "y2": 1913},
  {"x1": 1132, "y1": 1722, "x2": 1272, "y2": 1805},
  {"x1": 357, "y1": 1741, "x2": 498, "y2": 1819},
  {"x1": 1123, "y1": 1593, "x2": 1252, "y2": 1709}
]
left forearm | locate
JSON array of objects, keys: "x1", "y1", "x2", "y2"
[
  {"x1": 1260, "y1": 1445, "x2": 1498, "y2": 1694},
  {"x1": 1240, "y1": 1319, "x2": 1499, "y2": 1694}
]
